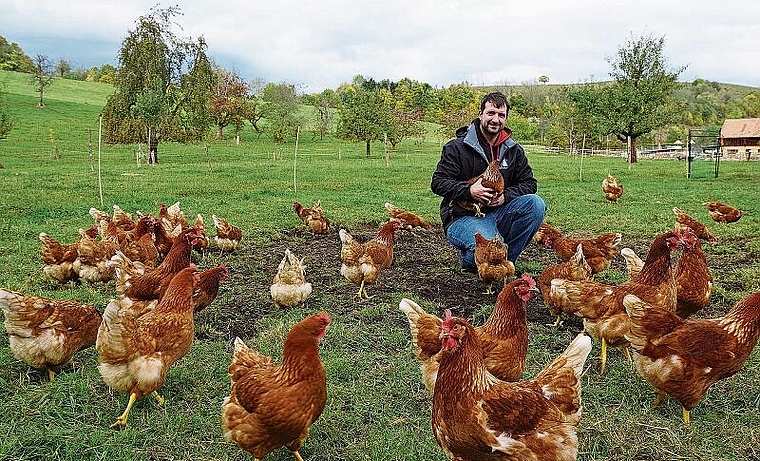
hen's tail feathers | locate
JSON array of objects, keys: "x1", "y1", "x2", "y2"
[
  {"x1": 229, "y1": 337, "x2": 272, "y2": 382},
  {"x1": 398, "y1": 298, "x2": 443, "y2": 391},
  {"x1": 534, "y1": 333, "x2": 592, "y2": 419},
  {"x1": 621, "y1": 248, "x2": 644, "y2": 279},
  {"x1": 96, "y1": 296, "x2": 139, "y2": 358},
  {"x1": 0, "y1": 289, "x2": 29, "y2": 328},
  {"x1": 623, "y1": 294, "x2": 683, "y2": 351}
]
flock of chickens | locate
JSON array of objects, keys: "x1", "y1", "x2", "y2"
[{"x1": 0, "y1": 180, "x2": 755, "y2": 460}]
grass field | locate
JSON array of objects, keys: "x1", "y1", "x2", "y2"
[{"x1": 1, "y1": 70, "x2": 759, "y2": 460}]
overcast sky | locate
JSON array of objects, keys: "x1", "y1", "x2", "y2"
[{"x1": 2, "y1": 0, "x2": 758, "y2": 93}]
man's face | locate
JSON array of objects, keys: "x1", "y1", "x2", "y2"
[{"x1": 479, "y1": 102, "x2": 507, "y2": 136}]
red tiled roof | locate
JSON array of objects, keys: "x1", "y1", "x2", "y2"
[{"x1": 721, "y1": 118, "x2": 760, "y2": 138}]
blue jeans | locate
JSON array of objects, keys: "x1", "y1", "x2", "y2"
[{"x1": 446, "y1": 194, "x2": 546, "y2": 269}]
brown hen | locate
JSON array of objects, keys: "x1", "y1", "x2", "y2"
[
  {"x1": 97, "y1": 265, "x2": 199, "y2": 429},
  {"x1": 1, "y1": 289, "x2": 102, "y2": 381},
  {"x1": 474, "y1": 232, "x2": 515, "y2": 294},
  {"x1": 602, "y1": 173, "x2": 623, "y2": 202},
  {"x1": 674, "y1": 227, "x2": 713, "y2": 318},
  {"x1": 624, "y1": 291, "x2": 760, "y2": 424},
  {"x1": 538, "y1": 243, "x2": 592, "y2": 327},
  {"x1": 400, "y1": 274, "x2": 538, "y2": 390},
  {"x1": 222, "y1": 312, "x2": 330, "y2": 461},
  {"x1": 549, "y1": 229, "x2": 689, "y2": 373},
  {"x1": 456, "y1": 159, "x2": 504, "y2": 217},
  {"x1": 431, "y1": 313, "x2": 592, "y2": 461},
  {"x1": 703, "y1": 200, "x2": 743, "y2": 223},
  {"x1": 534, "y1": 222, "x2": 622, "y2": 274},
  {"x1": 338, "y1": 219, "x2": 403, "y2": 299}
]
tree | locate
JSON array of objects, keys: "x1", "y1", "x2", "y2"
[
  {"x1": 311, "y1": 89, "x2": 336, "y2": 140},
  {"x1": 569, "y1": 33, "x2": 685, "y2": 163},
  {"x1": 29, "y1": 54, "x2": 54, "y2": 107},
  {"x1": 55, "y1": 60, "x2": 71, "y2": 78},
  {"x1": 102, "y1": 6, "x2": 214, "y2": 147},
  {"x1": 336, "y1": 86, "x2": 385, "y2": 157},
  {"x1": 209, "y1": 68, "x2": 249, "y2": 140},
  {"x1": 261, "y1": 82, "x2": 301, "y2": 143},
  {"x1": 0, "y1": 35, "x2": 34, "y2": 72}
]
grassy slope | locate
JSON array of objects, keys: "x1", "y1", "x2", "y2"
[{"x1": 1, "y1": 70, "x2": 759, "y2": 461}]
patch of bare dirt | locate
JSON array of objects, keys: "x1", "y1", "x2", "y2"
[{"x1": 195, "y1": 223, "x2": 755, "y2": 342}]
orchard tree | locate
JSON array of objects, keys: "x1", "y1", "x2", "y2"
[
  {"x1": 209, "y1": 68, "x2": 249, "y2": 140},
  {"x1": 569, "y1": 33, "x2": 685, "y2": 163},
  {"x1": 336, "y1": 85, "x2": 385, "y2": 157},
  {"x1": 261, "y1": 82, "x2": 301, "y2": 143},
  {"x1": 102, "y1": 5, "x2": 214, "y2": 146},
  {"x1": 311, "y1": 88, "x2": 336, "y2": 140},
  {"x1": 55, "y1": 59, "x2": 71, "y2": 77},
  {"x1": 29, "y1": 54, "x2": 54, "y2": 107}
]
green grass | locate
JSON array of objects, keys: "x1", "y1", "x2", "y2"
[{"x1": 1, "y1": 70, "x2": 760, "y2": 461}]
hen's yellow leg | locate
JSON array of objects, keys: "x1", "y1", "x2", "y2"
[
  {"x1": 683, "y1": 408, "x2": 691, "y2": 425},
  {"x1": 152, "y1": 391, "x2": 165, "y2": 406},
  {"x1": 599, "y1": 338, "x2": 608, "y2": 374},
  {"x1": 653, "y1": 390, "x2": 666, "y2": 406},
  {"x1": 48, "y1": 369, "x2": 56, "y2": 382},
  {"x1": 111, "y1": 393, "x2": 137, "y2": 429},
  {"x1": 551, "y1": 315, "x2": 563, "y2": 328},
  {"x1": 293, "y1": 451, "x2": 305, "y2": 461},
  {"x1": 623, "y1": 346, "x2": 632, "y2": 363}
]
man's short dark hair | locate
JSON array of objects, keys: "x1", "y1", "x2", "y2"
[{"x1": 479, "y1": 92, "x2": 510, "y2": 114}]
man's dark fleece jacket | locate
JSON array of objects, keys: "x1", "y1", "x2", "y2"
[{"x1": 431, "y1": 119, "x2": 538, "y2": 231}]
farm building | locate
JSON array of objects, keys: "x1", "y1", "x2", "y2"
[{"x1": 720, "y1": 118, "x2": 760, "y2": 160}]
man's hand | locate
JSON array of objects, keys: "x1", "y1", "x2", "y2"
[{"x1": 470, "y1": 178, "x2": 502, "y2": 206}]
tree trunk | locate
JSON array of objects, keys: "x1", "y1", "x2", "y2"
[
  {"x1": 38, "y1": 90, "x2": 44, "y2": 107},
  {"x1": 365, "y1": 140, "x2": 371, "y2": 157},
  {"x1": 629, "y1": 136, "x2": 638, "y2": 163},
  {"x1": 149, "y1": 137, "x2": 159, "y2": 164},
  {"x1": 216, "y1": 125, "x2": 224, "y2": 140}
]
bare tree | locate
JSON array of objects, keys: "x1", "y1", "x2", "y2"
[{"x1": 30, "y1": 54, "x2": 54, "y2": 107}]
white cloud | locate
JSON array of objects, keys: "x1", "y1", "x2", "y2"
[{"x1": 2, "y1": 0, "x2": 758, "y2": 92}]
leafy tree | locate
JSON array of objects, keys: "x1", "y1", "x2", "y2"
[
  {"x1": 209, "y1": 68, "x2": 249, "y2": 140},
  {"x1": 0, "y1": 35, "x2": 34, "y2": 72},
  {"x1": 55, "y1": 60, "x2": 71, "y2": 77},
  {"x1": 336, "y1": 86, "x2": 385, "y2": 157},
  {"x1": 261, "y1": 82, "x2": 301, "y2": 143},
  {"x1": 29, "y1": 54, "x2": 54, "y2": 107},
  {"x1": 102, "y1": 6, "x2": 214, "y2": 146},
  {"x1": 311, "y1": 89, "x2": 336, "y2": 140},
  {"x1": 568, "y1": 33, "x2": 685, "y2": 162}
]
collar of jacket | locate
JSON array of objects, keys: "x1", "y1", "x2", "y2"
[{"x1": 461, "y1": 120, "x2": 516, "y2": 163}]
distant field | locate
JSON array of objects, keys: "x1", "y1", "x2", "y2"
[{"x1": 1, "y1": 69, "x2": 759, "y2": 461}]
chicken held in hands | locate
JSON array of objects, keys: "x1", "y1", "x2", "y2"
[
  {"x1": 474, "y1": 232, "x2": 515, "y2": 294},
  {"x1": 384, "y1": 202, "x2": 433, "y2": 230},
  {"x1": 400, "y1": 274, "x2": 538, "y2": 391},
  {"x1": 703, "y1": 201, "x2": 743, "y2": 223},
  {"x1": 212, "y1": 214, "x2": 243, "y2": 251},
  {"x1": 533, "y1": 222, "x2": 622, "y2": 274},
  {"x1": 539, "y1": 243, "x2": 592, "y2": 327},
  {"x1": 602, "y1": 173, "x2": 623, "y2": 202},
  {"x1": 97, "y1": 265, "x2": 199, "y2": 429},
  {"x1": 293, "y1": 200, "x2": 331, "y2": 234},
  {"x1": 549, "y1": 229, "x2": 689, "y2": 374},
  {"x1": 432, "y1": 312, "x2": 592, "y2": 461},
  {"x1": 1, "y1": 289, "x2": 102, "y2": 381},
  {"x1": 222, "y1": 312, "x2": 330, "y2": 461},
  {"x1": 339, "y1": 218, "x2": 403, "y2": 300},
  {"x1": 270, "y1": 249, "x2": 312, "y2": 308},
  {"x1": 624, "y1": 291, "x2": 760, "y2": 424},
  {"x1": 456, "y1": 158, "x2": 504, "y2": 217}
]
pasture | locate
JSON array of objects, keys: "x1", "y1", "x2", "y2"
[{"x1": 0, "y1": 71, "x2": 759, "y2": 460}]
